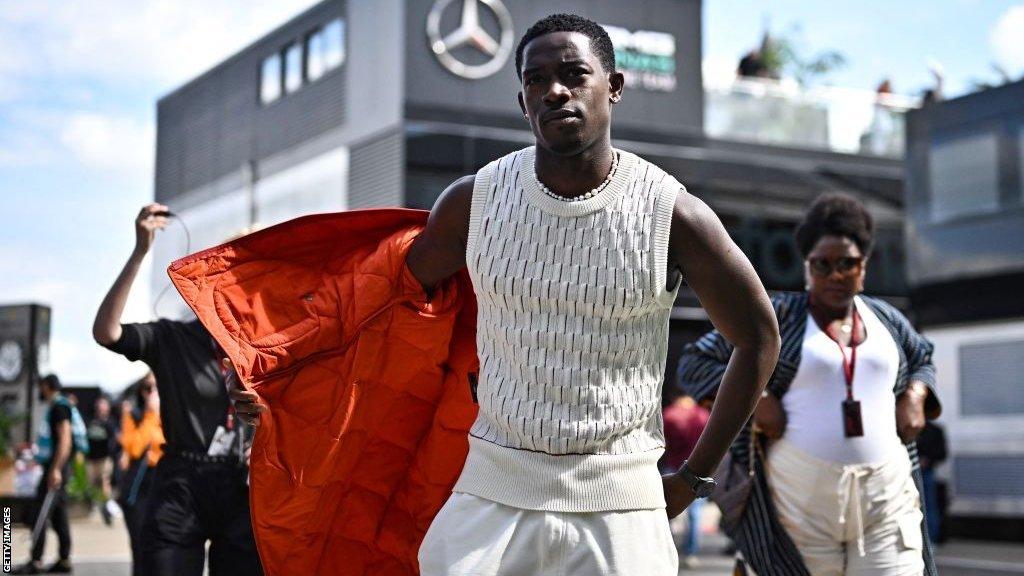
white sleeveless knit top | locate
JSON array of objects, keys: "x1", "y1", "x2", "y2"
[{"x1": 454, "y1": 146, "x2": 682, "y2": 512}]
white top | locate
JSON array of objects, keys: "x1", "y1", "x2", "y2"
[
  {"x1": 456, "y1": 146, "x2": 682, "y2": 512},
  {"x1": 781, "y1": 296, "x2": 904, "y2": 464}
]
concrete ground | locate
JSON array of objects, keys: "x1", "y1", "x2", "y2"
[
  {"x1": 10, "y1": 508, "x2": 1024, "y2": 575},
  {"x1": 10, "y1": 510, "x2": 132, "y2": 575},
  {"x1": 678, "y1": 532, "x2": 1024, "y2": 576}
]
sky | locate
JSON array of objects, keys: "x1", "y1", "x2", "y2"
[{"x1": 1, "y1": 0, "x2": 1022, "y2": 392}]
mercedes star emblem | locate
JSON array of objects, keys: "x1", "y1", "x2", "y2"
[
  {"x1": 427, "y1": 0, "x2": 513, "y2": 80},
  {"x1": 0, "y1": 340, "x2": 22, "y2": 383}
]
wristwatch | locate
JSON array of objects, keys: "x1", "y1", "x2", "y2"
[{"x1": 678, "y1": 460, "x2": 717, "y2": 498}]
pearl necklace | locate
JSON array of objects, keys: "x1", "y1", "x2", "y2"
[{"x1": 536, "y1": 152, "x2": 619, "y2": 203}]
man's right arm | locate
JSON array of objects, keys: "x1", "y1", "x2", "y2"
[
  {"x1": 405, "y1": 175, "x2": 474, "y2": 295},
  {"x1": 93, "y1": 203, "x2": 169, "y2": 345}
]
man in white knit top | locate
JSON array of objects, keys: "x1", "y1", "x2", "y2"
[{"x1": 234, "y1": 13, "x2": 780, "y2": 576}]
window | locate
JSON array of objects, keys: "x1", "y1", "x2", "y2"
[
  {"x1": 323, "y1": 18, "x2": 345, "y2": 70},
  {"x1": 306, "y1": 29, "x2": 326, "y2": 81},
  {"x1": 959, "y1": 340, "x2": 1024, "y2": 416},
  {"x1": 284, "y1": 42, "x2": 302, "y2": 94},
  {"x1": 929, "y1": 131, "x2": 1000, "y2": 222},
  {"x1": 260, "y1": 19, "x2": 344, "y2": 103},
  {"x1": 1019, "y1": 126, "x2": 1024, "y2": 200},
  {"x1": 260, "y1": 53, "x2": 281, "y2": 104}
]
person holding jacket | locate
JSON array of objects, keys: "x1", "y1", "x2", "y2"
[
  {"x1": 93, "y1": 203, "x2": 262, "y2": 576},
  {"x1": 679, "y1": 193, "x2": 941, "y2": 576}
]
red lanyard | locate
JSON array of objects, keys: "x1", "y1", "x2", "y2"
[{"x1": 824, "y1": 309, "x2": 860, "y2": 401}]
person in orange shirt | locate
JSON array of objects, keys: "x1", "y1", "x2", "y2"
[{"x1": 118, "y1": 373, "x2": 164, "y2": 576}]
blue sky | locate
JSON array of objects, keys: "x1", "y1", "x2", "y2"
[{"x1": 1, "y1": 0, "x2": 1022, "y2": 391}]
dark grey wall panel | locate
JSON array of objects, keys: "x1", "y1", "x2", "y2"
[
  {"x1": 954, "y1": 456, "x2": 1024, "y2": 498},
  {"x1": 348, "y1": 130, "x2": 404, "y2": 208},
  {"x1": 959, "y1": 340, "x2": 1024, "y2": 416},
  {"x1": 905, "y1": 80, "x2": 1024, "y2": 287},
  {"x1": 156, "y1": 0, "x2": 347, "y2": 202},
  {"x1": 404, "y1": 0, "x2": 703, "y2": 134}
]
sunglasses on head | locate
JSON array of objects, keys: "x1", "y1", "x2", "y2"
[{"x1": 806, "y1": 256, "x2": 864, "y2": 277}]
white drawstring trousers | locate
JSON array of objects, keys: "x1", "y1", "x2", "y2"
[
  {"x1": 418, "y1": 492, "x2": 678, "y2": 576},
  {"x1": 766, "y1": 438, "x2": 925, "y2": 576}
]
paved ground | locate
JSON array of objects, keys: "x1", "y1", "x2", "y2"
[
  {"x1": 8, "y1": 509, "x2": 1024, "y2": 575},
  {"x1": 934, "y1": 540, "x2": 1024, "y2": 576},
  {"x1": 678, "y1": 534, "x2": 1024, "y2": 576},
  {"x1": 9, "y1": 511, "x2": 132, "y2": 575}
]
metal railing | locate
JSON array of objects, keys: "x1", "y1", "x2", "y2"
[{"x1": 705, "y1": 76, "x2": 920, "y2": 157}]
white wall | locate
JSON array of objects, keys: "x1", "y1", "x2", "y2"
[{"x1": 925, "y1": 318, "x2": 1024, "y2": 516}]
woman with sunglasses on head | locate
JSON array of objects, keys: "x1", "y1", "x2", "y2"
[{"x1": 678, "y1": 193, "x2": 942, "y2": 576}]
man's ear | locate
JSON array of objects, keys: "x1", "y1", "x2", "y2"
[
  {"x1": 517, "y1": 91, "x2": 527, "y2": 117},
  {"x1": 609, "y1": 71, "x2": 625, "y2": 103}
]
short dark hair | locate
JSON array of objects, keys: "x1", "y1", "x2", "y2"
[
  {"x1": 515, "y1": 14, "x2": 616, "y2": 80},
  {"x1": 794, "y1": 193, "x2": 875, "y2": 258},
  {"x1": 40, "y1": 373, "x2": 62, "y2": 392}
]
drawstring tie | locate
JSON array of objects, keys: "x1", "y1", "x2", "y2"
[{"x1": 837, "y1": 466, "x2": 869, "y2": 557}]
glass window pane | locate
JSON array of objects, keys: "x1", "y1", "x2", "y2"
[
  {"x1": 260, "y1": 54, "x2": 281, "y2": 104},
  {"x1": 1019, "y1": 126, "x2": 1024, "y2": 201},
  {"x1": 285, "y1": 43, "x2": 302, "y2": 93},
  {"x1": 306, "y1": 29, "x2": 325, "y2": 81},
  {"x1": 929, "y1": 132, "x2": 1000, "y2": 222},
  {"x1": 959, "y1": 340, "x2": 1024, "y2": 416},
  {"x1": 323, "y1": 18, "x2": 345, "y2": 70}
]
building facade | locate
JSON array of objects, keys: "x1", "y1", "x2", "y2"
[
  {"x1": 153, "y1": 0, "x2": 911, "y2": 392},
  {"x1": 905, "y1": 80, "x2": 1024, "y2": 538},
  {"x1": 0, "y1": 304, "x2": 50, "y2": 451}
]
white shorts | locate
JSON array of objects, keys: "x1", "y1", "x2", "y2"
[
  {"x1": 418, "y1": 492, "x2": 678, "y2": 576},
  {"x1": 767, "y1": 438, "x2": 924, "y2": 576}
]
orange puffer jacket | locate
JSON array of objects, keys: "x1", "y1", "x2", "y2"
[{"x1": 168, "y1": 209, "x2": 479, "y2": 576}]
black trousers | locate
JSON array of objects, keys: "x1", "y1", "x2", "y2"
[
  {"x1": 118, "y1": 460, "x2": 155, "y2": 576},
  {"x1": 30, "y1": 467, "x2": 71, "y2": 562},
  {"x1": 140, "y1": 455, "x2": 263, "y2": 576}
]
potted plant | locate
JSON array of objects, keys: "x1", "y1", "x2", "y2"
[{"x1": 64, "y1": 454, "x2": 100, "y2": 519}]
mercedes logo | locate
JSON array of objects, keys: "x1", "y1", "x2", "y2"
[
  {"x1": 0, "y1": 340, "x2": 22, "y2": 383},
  {"x1": 426, "y1": 0, "x2": 514, "y2": 80}
]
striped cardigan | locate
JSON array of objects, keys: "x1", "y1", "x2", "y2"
[{"x1": 677, "y1": 291, "x2": 940, "y2": 576}]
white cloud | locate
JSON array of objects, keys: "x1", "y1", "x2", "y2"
[
  {"x1": 0, "y1": 0, "x2": 321, "y2": 92},
  {"x1": 0, "y1": 130, "x2": 56, "y2": 167},
  {"x1": 59, "y1": 113, "x2": 155, "y2": 178},
  {"x1": 991, "y1": 5, "x2": 1024, "y2": 77},
  {"x1": 49, "y1": 335, "x2": 151, "y2": 391},
  {"x1": 0, "y1": 109, "x2": 153, "y2": 181},
  {"x1": 0, "y1": 245, "x2": 155, "y2": 391},
  {"x1": 1, "y1": 0, "x2": 326, "y2": 393},
  {"x1": 0, "y1": 0, "x2": 318, "y2": 171},
  {"x1": 0, "y1": 80, "x2": 24, "y2": 104},
  {"x1": 0, "y1": 0, "x2": 319, "y2": 173},
  {"x1": 702, "y1": 55, "x2": 738, "y2": 89}
]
